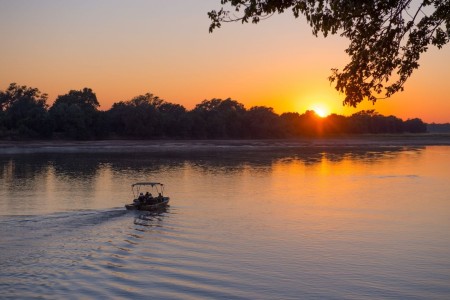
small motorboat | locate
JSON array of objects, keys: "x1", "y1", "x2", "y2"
[{"x1": 125, "y1": 182, "x2": 170, "y2": 211}]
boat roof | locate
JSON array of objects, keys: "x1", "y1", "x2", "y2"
[{"x1": 132, "y1": 182, "x2": 164, "y2": 187}]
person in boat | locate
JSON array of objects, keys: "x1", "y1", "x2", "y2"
[
  {"x1": 143, "y1": 192, "x2": 154, "y2": 204},
  {"x1": 138, "y1": 193, "x2": 144, "y2": 202}
]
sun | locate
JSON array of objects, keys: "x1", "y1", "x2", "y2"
[{"x1": 311, "y1": 104, "x2": 329, "y2": 118}]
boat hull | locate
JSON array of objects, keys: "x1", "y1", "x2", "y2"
[{"x1": 125, "y1": 197, "x2": 170, "y2": 211}]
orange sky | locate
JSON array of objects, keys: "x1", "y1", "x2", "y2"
[{"x1": 1, "y1": 1, "x2": 450, "y2": 122}]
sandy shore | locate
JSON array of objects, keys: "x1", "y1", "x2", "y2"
[{"x1": 1, "y1": 134, "x2": 450, "y2": 154}]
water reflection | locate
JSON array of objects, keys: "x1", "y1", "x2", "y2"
[
  {"x1": 0, "y1": 146, "x2": 425, "y2": 216},
  {"x1": 1, "y1": 146, "x2": 450, "y2": 299},
  {"x1": 0, "y1": 146, "x2": 424, "y2": 181}
]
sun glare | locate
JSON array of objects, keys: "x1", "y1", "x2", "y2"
[{"x1": 311, "y1": 105, "x2": 329, "y2": 118}]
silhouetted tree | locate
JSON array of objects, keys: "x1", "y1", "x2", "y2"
[
  {"x1": 107, "y1": 94, "x2": 159, "y2": 138},
  {"x1": 348, "y1": 110, "x2": 378, "y2": 133},
  {"x1": 107, "y1": 93, "x2": 188, "y2": 138},
  {"x1": 0, "y1": 83, "x2": 50, "y2": 138},
  {"x1": 298, "y1": 110, "x2": 323, "y2": 136},
  {"x1": 280, "y1": 112, "x2": 302, "y2": 137},
  {"x1": 0, "y1": 83, "x2": 430, "y2": 140},
  {"x1": 404, "y1": 118, "x2": 427, "y2": 133},
  {"x1": 427, "y1": 122, "x2": 450, "y2": 133},
  {"x1": 383, "y1": 115, "x2": 404, "y2": 133},
  {"x1": 323, "y1": 113, "x2": 348, "y2": 135},
  {"x1": 209, "y1": 0, "x2": 450, "y2": 106},
  {"x1": 191, "y1": 98, "x2": 246, "y2": 138},
  {"x1": 159, "y1": 102, "x2": 189, "y2": 138},
  {"x1": 244, "y1": 106, "x2": 281, "y2": 138},
  {"x1": 347, "y1": 110, "x2": 406, "y2": 134},
  {"x1": 49, "y1": 88, "x2": 100, "y2": 139}
]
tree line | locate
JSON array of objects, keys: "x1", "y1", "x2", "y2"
[{"x1": 0, "y1": 83, "x2": 427, "y2": 140}]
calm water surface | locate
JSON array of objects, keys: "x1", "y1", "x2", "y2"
[{"x1": 1, "y1": 146, "x2": 450, "y2": 299}]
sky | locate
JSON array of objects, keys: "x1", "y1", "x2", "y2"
[{"x1": 1, "y1": 0, "x2": 450, "y2": 123}]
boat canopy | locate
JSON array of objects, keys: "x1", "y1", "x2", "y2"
[
  {"x1": 132, "y1": 182, "x2": 164, "y2": 187},
  {"x1": 131, "y1": 182, "x2": 165, "y2": 198}
]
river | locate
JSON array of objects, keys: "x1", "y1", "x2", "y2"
[{"x1": 1, "y1": 145, "x2": 449, "y2": 299}]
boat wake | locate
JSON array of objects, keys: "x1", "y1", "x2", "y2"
[{"x1": 0, "y1": 208, "x2": 129, "y2": 245}]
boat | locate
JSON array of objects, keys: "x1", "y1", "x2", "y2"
[{"x1": 125, "y1": 182, "x2": 170, "y2": 211}]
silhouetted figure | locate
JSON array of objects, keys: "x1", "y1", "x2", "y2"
[{"x1": 138, "y1": 193, "x2": 144, "y2": 203}]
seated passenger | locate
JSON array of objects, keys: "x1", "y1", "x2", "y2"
[{"x1": 138, "y1": 193, "x2": 144, "y2": 202}]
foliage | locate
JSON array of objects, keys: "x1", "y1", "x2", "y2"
[
  {"x1": 49, "y1": 88, "x2": 101, "y2": 139},
  {"x1": 0, "y1": 83, "x2": 429, "y2": 140},
  {"x1": 404, "y1": 117, "x2": 428, "y2": 132},
  {"x1": 208, "y1": 0, "x2": 450, "y2": 106},
  {"x1": 0, "y1": 83, "x2": 50, "y2": 138},
  {"x1": 52, "y1": 88, "x2": 100, "y2": 110},
  {"x1": 107, "y1": 93, "x2": 189, "y2": 138},
  {"x1": 191, "y1": 98, "x2": 246, "y2": 138},
  {"x1": 244, "y1": 106, "x2": 281, "y2": 138},
  {"x1": 427, "y1": 122, "x2": 450, "y2": 132},
  {"x1": 0, "y1": 83, "x2": 47, "y2": 111}
]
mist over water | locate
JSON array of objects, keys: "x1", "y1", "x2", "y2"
[{"x1": 1, "y1": 146, "x2": 450, "y2": 299}]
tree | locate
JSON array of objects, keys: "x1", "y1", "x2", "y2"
[
  {"x1": 0, "y1": 83, "x2": 48, "y2": 111},
  {"x1": 191, "y1": 98, "x2": 246, "y2": 138},
  {"x1": 322, "y1": 113, "x2": 348, "y2": 135},
  {"x1": 209, "y1": 0, "x2": 450, "y2": 106},
  {"x1": 298, "y1": 110, "x2": 323, "y2": 136},
  {"x1": 159, "y1": 102, "x2": 189, "y2": 137},
  {"x1": 403, "y1": 117, "x2": 427, "y2": 132},
  {"x1": 244, "y1": 106, "x2": 281, "y2": 138},
  {"x1": 348, "y1": 109, "x2": 379, "y2": 133},
  {"x1": 280, "y1": 112, "x2": 302, "y2": 136},
  {"x1": 51, "y1": 88, "x2": 100, "y2": 111},
  {"x1": 0, "y1": 83, "x2": 50, "y2": 138},
  {"x1": 107, "y1": 93, "x2": 185, "y2": 138},
  {"x1": 49, "y1": 88, "x2": 100, "y2": 139}
]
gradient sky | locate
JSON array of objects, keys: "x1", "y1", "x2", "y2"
[{"x1": 1, "y1": 0, "x2": 450, "y2": 122}]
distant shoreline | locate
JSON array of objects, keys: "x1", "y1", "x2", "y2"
[{"x1": 1, "y1": 134, "x2": 450, "y2": 155}]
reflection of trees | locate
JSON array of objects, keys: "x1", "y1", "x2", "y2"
[
  {"x1": 0, "y1": 155, "x2": 49, "y2": 183},
  {"x1": 0, "y1": 154, "x2": 103, "y2": 205},
  {"x1": 49, "y1": 154, "x2": 102, "y2": 180},
  {"x1": 0, "y1": 146, "x2": 424, "y2": 195},
  {"x1": 0, "y1": 155, "x2": 54, "y2": 210},
  {"x1": 320, "y1": 147, "x2": 425, "y2": 164},
  {"x1": 98, "y1": 147, "x2": 426, "y2": 175},
  {"x1": 118, "y1": 147, "x2": 425, "y2": 175},
  {"x1": 0, "y1": 146, "x2": 424, "y2": 177},
  {"x1": 105, "y1": 153, "x2": 186, "y2": 175},
  {"x1": 1, "y1": 153, "x2": 187, "y2": 181},
  {"x1": 0, "y1": 147, "x2": 425, "y2": 214}
]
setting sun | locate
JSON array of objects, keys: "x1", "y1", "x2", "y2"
[{"x1": 311, "y1": 104, "x2": 329, "y2": 118}]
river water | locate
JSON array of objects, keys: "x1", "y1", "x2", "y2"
[{"x1": 1, "y1": 146, "x2": 450, "y2": 299}]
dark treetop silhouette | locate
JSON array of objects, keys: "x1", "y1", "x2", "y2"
[
  {"x1": 0, "y1": 83, "x2": 427, "y2": 140},
  {"x1": 208, "y1": 0, "x2": 450, "y2": 107}
]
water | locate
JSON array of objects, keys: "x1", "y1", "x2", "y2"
[{"x1": 1, "y1": 146, "x2": 450, "y2": 299}]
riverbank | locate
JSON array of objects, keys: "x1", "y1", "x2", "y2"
[{"x1": 1, "y1": 134, "x2": 450, "y2": 154}]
